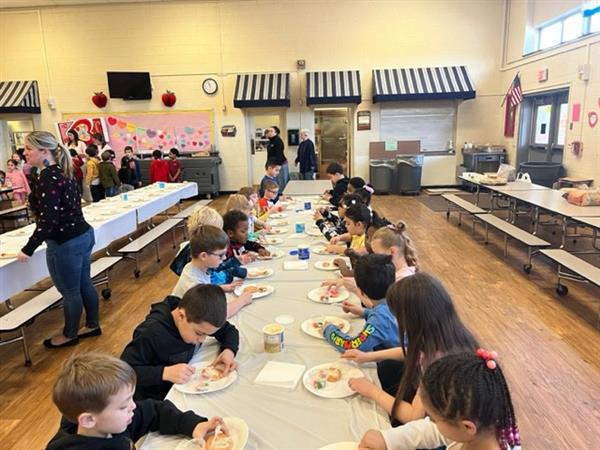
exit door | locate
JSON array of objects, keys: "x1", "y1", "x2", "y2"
[
  {"x1": 314, "y1": 108, "x2": 351, "y2": 178},
  {"x1": 526, "y1": 91, "x2": 568, "y2": 163},
  {"x1": 245, "y1": 111, "x2": 286, "y2": 185}
]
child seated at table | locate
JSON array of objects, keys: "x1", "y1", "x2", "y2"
[
  {"x1": 46, "y1": 352, "x2": 226, "y2": 450},
  {"x1": 359, "y1": 351, "x2": 521, "y2": 450},
  {"x1": 257, "y1": 180, "x2": 284, "y2": 219},
  {"x1": 226, "y1": 194, "x2": 271, "y2": 239},
  {"x1": 323, "y1": 254, "x2": 399, "y2": 354},
  {"x1": 259, "y1": 159, "x2": 282, "y2": 203},
  {"x1": 341, "y1": 273, "x2": 478, "y2": 426},
  {"x1": 322, "y1": 162, "x2": 349, "y2": 207},
  {"x1": 325, "y1": 203, "x2": 370, "y2": 255},
  {"x1": 347, "y1": 176, "x2": 366, "y2": 194},
  {"x1": 370, "y1": 221, "x2": 418, "y2": 279},
  {"x1": 222, "y1": 210, "x2": 270, "y2": 260},
  {"x1": 171, "y1": 225, "x2": 251, "y2": 317},
  {"x1": 121, "y1": 283, "x2": 240, "y2": 400},
  {"x1": 314, "y1": 193, "x2": 362, "y2": 242}
]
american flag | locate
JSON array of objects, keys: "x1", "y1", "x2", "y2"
[{"x1": 506, "y1": 74, "x2": 523, "y2": 108}]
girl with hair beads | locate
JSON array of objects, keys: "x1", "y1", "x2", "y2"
[
  {"x1": 342, "y1": 273, "x2": 479, "y2": 425},
  {"x1": 370, "y1": 222, "x2": 418, "y2": 279},
  {"x1": 360, "y1": 350, "x2": 521, "y2": 450},
  {"x1": 314, "y1": 192, "x2": 362, "y2": 241}
]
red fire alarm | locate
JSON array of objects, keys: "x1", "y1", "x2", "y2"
[{"x1": 537, "y1": 69, "x2": 548, "y2": 82}]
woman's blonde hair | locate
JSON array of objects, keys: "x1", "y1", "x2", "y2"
[
  {"x1": 371, "y1": 221, "x2": 419, "y2": 270},
  {"x1": 187, "y1": 206, "x2": 223, "y2": 234},
  {"x1": 26, "y1": 131, "x2": 74, "y2": 178},
  {"x1": 225, "y1": 194, "x2": 252, "y2": 213}
]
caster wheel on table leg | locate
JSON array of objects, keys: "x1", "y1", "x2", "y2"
[
  {"x1": 523, "y1": 264, "x2": 532, "y2": 274},
  {"x1": 556, "y1": 284, "x2": 568, "y2": 296},
  {"x1": 134, "y1": 269, "x2": 141, "y2": 278},
  {"x1": 101, "y1": 288, "x2": 112, "y2": 300}
]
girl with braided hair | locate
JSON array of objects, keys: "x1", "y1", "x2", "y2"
[{"x1": 359, "y1": 350, "x2": 521, "y2": 450}]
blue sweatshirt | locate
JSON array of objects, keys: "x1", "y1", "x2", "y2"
[{"x1": 324, "y1": 300, "x2": 399, "y2": 352}]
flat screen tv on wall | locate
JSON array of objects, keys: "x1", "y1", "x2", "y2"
[{"x1": 107, "y1": 72, "x2": 152, "y2": 100}]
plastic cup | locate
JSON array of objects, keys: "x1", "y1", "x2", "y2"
[
  {"x1": 295, "y1": 222, "x2": 305, "y2": 233},
  {"x1": 263, "y1": 323, "x2": 284, "y2": 353},
  {"x1": 298, "y1": 245, "x2": 310, "y2": 260},
  {"x1": 304, "y1": 201, "x2": 312, "y2": 210}
]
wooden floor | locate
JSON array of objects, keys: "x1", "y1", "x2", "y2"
[{"x1": 1, "y1": 194, "x2": 599, "y2": 450}]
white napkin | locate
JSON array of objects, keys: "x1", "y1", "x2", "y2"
[
  {"x1": 254, "y1": 361, "x2": 306, "y2": 390},
  {"x1": 283, "y1": 260, "x2": 308, "y2": 270}
]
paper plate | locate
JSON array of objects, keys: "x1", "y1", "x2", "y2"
[
  {"x1": 269, "y1": 220, "x2": 288, "y2": 227},
  {"x1": 268, "y1": 227, "x2": 289, "y2": 235},
  {"x1": 318, "y1": 442, "x2": 359, "y2": 450},
  {"x1": 312, "y1": 246, "x2": 339, "y2": 255},
  {"x1": 0, "y1": 252, "x2": 17, "y2": 259},
  {"x1": 234, "y1": 283, "x2": 274, "y2": 299},
  {"x1": 303, "y1": 362, "x2": 364, "y2": 398},
  {"x1": 98, "y1": 210, "x2": 120, "y2": 216},
  {"x1": 175, "y1": 417, "x2": 249, "y2": 450},
  {"x1": 307, "y1": 286, "x2": 349, "y2": 304},
  {"x1": 246, "y1": 268, "x2": 274, "y2": 280},
  {"x1": 5, "y1": 229, "x2": 29, "y2": 237},
  {"x1": 301, "y1": 316, "x2": 351, "y2": 339},
  {"x1": 174, "y1": 361, "x2": 238, "y2": 395},
  {"x1": 256, "y1": 250, "x2": 285, "y2": 260},
  {"x1": 314, "y1": 260, "x2": 339, "y2": 271},
  {"x1": 307, "y1": 228, "x2": 323, "y2": 237},
  {"x1": 270, "y1": 213, "x2": 288, "y2": 219}
]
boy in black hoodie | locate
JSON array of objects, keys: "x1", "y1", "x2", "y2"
[
  {"x1": 121, "y1": 284, "x2": 239, "y2": 400},
  {"x1": 46, "y1": 352, "x2": 227, "y2": 450},
  {"x1": 322, "y1": 162, "x2": 349, "y2": 207}
]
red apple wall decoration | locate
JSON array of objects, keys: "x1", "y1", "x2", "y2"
[
  {"x1": 92, "y1": 91, "x2": 108, "y2": 108},
  {"x1": 162, "y1": 90, "x2": 176, "y2": 107}
]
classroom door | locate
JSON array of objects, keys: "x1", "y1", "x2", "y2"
[
  {"x1": 245, "y1": 111, "x2": 286, "y2": 186},
  {"x1": 525, "y1": 90, "x2": 569, "y2": 163},
  {"x1": 314, "y1": 108, "x2": 351, "y2": 178}
]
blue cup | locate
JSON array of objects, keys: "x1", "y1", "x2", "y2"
[
  {"x1": 120, "y1": 192, "x2": 128, "y2": 201},
  {"x1": 295, "y1": 222, "x2": 305, "y2": 233},
  {"x1": 298, "y1": 245, "x2": 310, "y2": 260},
  {"x1": 304, "y1": 201, "x2": 312, "y2": 210},
  {"x1": 159, "y1": 182, "x2": 165, "y2": 189}
]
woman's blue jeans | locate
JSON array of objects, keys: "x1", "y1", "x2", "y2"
[
  {"x1": 277, "y1": 162, "x2": 290, "y2": 191},
  {"x1": 46, "y1": 227, "x2": 99, "y2": 339}
]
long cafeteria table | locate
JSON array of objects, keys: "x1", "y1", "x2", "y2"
[
  {"x1": 0, "y1": 182, "x2": 198, "y2": 303},
  {"x1": 141, "y1": 196, "x2": 390, "y2": 450},
  {"x1": 284, "y1": 179, "x2": 333, "y2": 196}
]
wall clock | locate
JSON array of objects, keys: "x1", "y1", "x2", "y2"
[{"x1": 202, "y1": 78, "x2": 218, "y2": 95}]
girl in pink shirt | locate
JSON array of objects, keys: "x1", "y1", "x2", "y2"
[
  {"x1": 370, "y1": 221, "x2": 418, "y2": 280},
  {"x1": 5, "y1": 158, "x2": 31, "y2": 204}
]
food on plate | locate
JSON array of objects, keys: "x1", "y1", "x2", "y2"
[
  {"x1": 311, "y1": 366, "x2": 343, "y2": 389},
  {"x1": 248, "y1": 269, "x2": 269, "y2": 277},
  {"x1": 321, "y1": 261, "x2": 332, "y2": 268},
  {"x1": 200, "y1": 366, "x2": 225, "y2": 381},
  {"x1": 243, "y1": 285, "x2": 269, "y2": 294},
  {"x1": 319, "y1": 286, "x2": 340, "y2": 302},
  {"x1": 204, "y1": 433, "x2": 233, "y2": 450},
  {"x1": 311, "y1": 317, "x2": 345, "y2": 333}
]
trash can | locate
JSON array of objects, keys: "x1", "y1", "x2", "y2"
[
  {"x1": 369, "y1": 159, "x2": 395, "y2": 194},
  {"x1": 518, "y1": 162, "x2": 562, "y2": 188},
  {"x1": 395, "y1": 155, "x2": 424, "y2": 194}
]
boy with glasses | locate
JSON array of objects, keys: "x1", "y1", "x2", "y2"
[
  {"x1": 121, "y1": 283, "x2": 240, "y2": 400},
  {"x1": 171, "y1": 225, "x2": 252, "y2": 317}
]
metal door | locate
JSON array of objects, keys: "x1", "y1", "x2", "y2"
[
  {"x1": 245, "y1": 112, "x2": 284, "y2": 185},
  {"x1": 315, "y1": 109, "x2": 350, "y2": 177},
  {"x1": 527, "y1": 91, "x2": 569, "y2": 163}
]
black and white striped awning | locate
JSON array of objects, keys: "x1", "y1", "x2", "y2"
[
  {"x1": 372, "y1": 66, "x2": 475, "y2": 102},
  {"x1": 234, "y1": 73, "x2": 290, "y2": 108},
  {"x1": 306, "y1": 71, "x2": 361, "y2": 105},
  {"x1": 0, "y1": 80, "x2": 41, "y2": 113}
]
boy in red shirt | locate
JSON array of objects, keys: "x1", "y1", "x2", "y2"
[{"x1": 149, "y1": 149, "x2": 169, "y2": 183}]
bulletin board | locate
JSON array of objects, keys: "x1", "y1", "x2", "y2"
[{"x1": 60, "y1": 110, "x2": 214, "y2": 153}]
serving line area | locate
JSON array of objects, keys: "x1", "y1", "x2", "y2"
[
  {"x1": 446, "y1": 178, "x2": 600, "y2": 324},
  {"x1": 142, "y1": 194, "x2": 390, "y2": 450},
  {"x1": 0, "y1": 182, "x2": 202, "y2": 364}
]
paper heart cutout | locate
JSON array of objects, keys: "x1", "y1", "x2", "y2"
[
  {"x1": 146, "y1": 129, "x2": 157, "y2": 138},
  {"x1": 107, "y1": 117, "x2": 117, "y2": 126},
  {"x1": 184, "y1": 127, "x2": 195, "y2": 135}
]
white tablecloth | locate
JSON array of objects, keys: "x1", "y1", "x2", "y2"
[
  {"x1": 0, "y1": 182, "x2": 198, "y2": 303},
  {"x1": 285, "y1": 180, "x2": 333, "y2": 196},
  {"x1": 140, "y1": 197, "x2": 390, "y2": 450}
]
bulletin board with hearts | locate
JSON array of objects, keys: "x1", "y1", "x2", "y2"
[{"x1": 62, "y1": 111, "x2": 213, "y2": 153}]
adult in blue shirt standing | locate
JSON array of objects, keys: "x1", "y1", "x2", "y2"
[
  {"x1": 266, "y1": 126, "x2": 289, "y2": 191},
  {"x1": 295, "y1": 128, "x2": 317, "y2": 180}
]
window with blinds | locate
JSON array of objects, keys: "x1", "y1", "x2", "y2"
[{"x1": 379, "y1": 101, "x2": 456, "y2": 152}]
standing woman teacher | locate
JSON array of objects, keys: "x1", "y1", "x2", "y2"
[
  {"x1": 266, "y1": 126, "x2": 289, "y2": 190},
  {"x1": 17, "y1": 131, "x2": 100, "y2": 348},
  {"x1": 295, "y1": 129, "x2": 317, "y2": 180}
]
